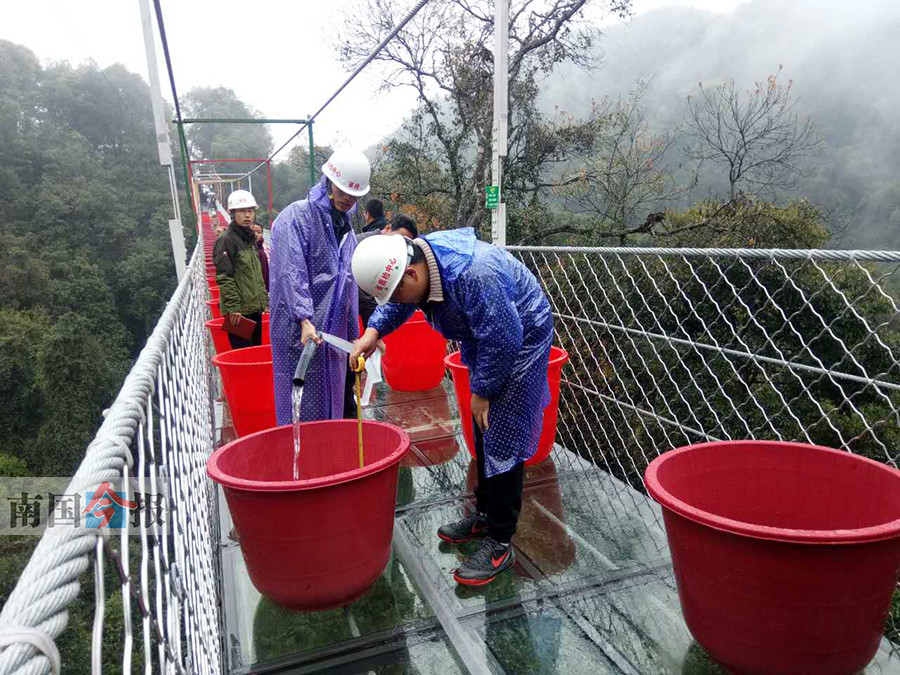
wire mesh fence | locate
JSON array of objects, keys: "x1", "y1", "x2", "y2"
[
  {"x1": 510, "y1": 244, "x2": 900, "y2": 645},
  {"x1": 0, "y1": 245, "x2": 223, "y2": 674}
]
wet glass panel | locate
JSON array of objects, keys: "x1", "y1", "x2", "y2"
[
  {"x1": 395, "y1": 436, "x2": 473, "y2": 508},
  {"x1": 396, "y1": 502, "x2": 543, "y2": 613},
  {"x1": 220, "y1": 542, "x2": 434, "y2": 669},
  {"x1": 470, "y1": 604, "x2": 620, "y2": 674}
]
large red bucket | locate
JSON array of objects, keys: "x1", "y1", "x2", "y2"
[
  {"x1": 207, "y1": 421, "x2": 410, "y2": 609},
  {"x1": 205, "y1": 315, "x2": 269, "y2": 355},
  {"x1": 445, "y1": 347, "x2": 568, "y2": 466},
  {"x1": 645, "y1": 441, "x2": 900, "y2": 675},
  {"x1": 212, "y1": 345, "x2": 276, "y2": 436},
  {"x1": 382, "y1": 311, "x2": 447, "y2": 391}
]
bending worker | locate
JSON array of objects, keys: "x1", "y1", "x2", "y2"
[
  {"x1": 213, "y1": 189, "x2": 268, "y2": 349},
  {"x1": 269, "y1": 148, "x2": 371, "y2": 424},
  {"x1": 350, "y1": 227, "x2": 554, "y2": 586}
]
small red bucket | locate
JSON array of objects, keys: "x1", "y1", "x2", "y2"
[
  {"x1": 646, "y1": 441, "x2": 900, "y2": 675},
  {"x1": 382, "y1": 311, "x2": 447, "y2": 391},
  {"x1": 206, "y1": 299, "x2": 221, "y2": 320},
  {"x1": 207, "y1": 421, "x2": 410, "y2": 609},
  {"x1": 205, "y1": 315, "x2": 269, "y2": 355},
  {"x1": 212, "y1": 345, "x2": 276, "y2": 436},
  {"x1": 445, "y1": 347, "x2": 568, "y2": 466}
]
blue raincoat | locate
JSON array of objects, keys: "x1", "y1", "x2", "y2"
[
  {"x1": 370, "y1": 228, "x2": 553, "y2": 477},
  {"x1": 269, "y1": 178, "x2": 359, "y2": 424}
]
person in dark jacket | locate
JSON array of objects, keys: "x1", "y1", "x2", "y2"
[
  {"x1": 356, "y1": 213, "x2": 419, "y2": 326},
  {"x1": 251, "y1": 223, "x2": 270, "y2": 292},
  {"x1": 362, "y1": 198, "x2": 387, "y2": 233},
  {"x1": 214, "y1": 190, "x2": 268, "y2": 349}
]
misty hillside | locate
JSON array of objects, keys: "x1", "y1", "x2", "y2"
[{"x1": 542, "y1": 0, "x2": 900, "y2": 249}]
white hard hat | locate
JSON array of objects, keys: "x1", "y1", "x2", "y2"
[
  {"x1": 227, "y1": 189, "x2": 258, "y2": 211},
  {"x1": 322, "y1": 148, "x2": 371, "y2": 197},
  {"x1": 352, "y1": 235, "x2": 413, "y2": 305}
]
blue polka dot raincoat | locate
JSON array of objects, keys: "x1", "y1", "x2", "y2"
[
  {"x1": 269, "y1": 177, "x2": 359, "y2": 424},
  {"x1": 370, "y1": 227, "x2": 553, "y2": 477}
]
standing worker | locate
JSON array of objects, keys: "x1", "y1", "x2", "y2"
[
  {"x1": 269, "y1": 148, "x2": 371, "y2": 424},
  {"x1": 214, "y1": 189, "x2": 268, "y2": 349},
  {"x1": 350, "y1": 227, "x2": 554, "y2": 586}
]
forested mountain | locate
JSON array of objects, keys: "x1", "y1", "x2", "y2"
[
  {"x1": 0, "y1": 40, "x2": 185, "y2": 477},
  {"x1": 541, "y1": 0, "x2": 900, "y2": 248}
]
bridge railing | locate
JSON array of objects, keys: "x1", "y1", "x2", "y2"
[
  {"x1": 3, "y1": 242, "x2": 900, "y2": 673},
  {"x1": 511, "y1": 244, "x2": 900, "y2": 646},
  {"x1": 0, "y1": 244, "x2": 222, "y2": 674}
]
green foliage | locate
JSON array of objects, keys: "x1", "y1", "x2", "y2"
[
  {"x1": 0, "y1": 454, "x2": 28, "y2": 477},
  {"x1": 0, "y1": 40, "x2": 179, "y2": 480},
  {"x1": 182, "y1": 87, "x2": 274, "y2": 210}
]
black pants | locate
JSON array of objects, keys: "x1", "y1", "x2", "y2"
[
  {"x1": 226, "y1": 311, "x2": 263, "y2": 350},
  {"x1": 473, "y1": 418, "x2": 525, "y2": 544},
  {"x1": 343, "y1": 363, "x2": 358, "y2": 419}
]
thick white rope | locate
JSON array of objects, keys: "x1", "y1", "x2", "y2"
[
  {"x1": 0, "y1": 630, "x2": 59, "y2": 675},
  {"x1": 0, "y1": 247, "x2": 200, "y2": 674}
]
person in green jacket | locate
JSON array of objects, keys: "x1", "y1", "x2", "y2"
[{"x1": 214, "y1": 190, "x2": 268, "y2": 349}]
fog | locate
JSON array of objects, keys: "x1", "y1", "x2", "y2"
[{"x1": 541, "y1": 0, "x2": 900, "y2": 248}]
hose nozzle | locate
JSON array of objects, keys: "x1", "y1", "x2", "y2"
[{"x1": 292, "y1": 333, "x2": 322, "y2": 386}]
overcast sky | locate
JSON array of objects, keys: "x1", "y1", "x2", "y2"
[{"x1": 1, "y1": 0, "x2": 745, "y2": 156}]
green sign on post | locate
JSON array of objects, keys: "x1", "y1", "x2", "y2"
[{"x1": 485, "y1": 185, "x2": 500, "y2": 209}]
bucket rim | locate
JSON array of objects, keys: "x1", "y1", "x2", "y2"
[
  {"x1": 207, "y1": 420, "x2": 411, "y2": 492},
  {"x1": 212, "y1": 344, "x2": 272, "y2": 367},
  {"x1": 645, "y1": 440, "x2": 900, "y2": 544},
  {"x1": 444, "y1": 346, "x2": 569, "y2": 370}
]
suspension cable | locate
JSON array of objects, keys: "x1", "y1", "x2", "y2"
[
  {"x1": 237, "y1": 0, "x2": 433, "y2": 181},
  {"x1": 153, "y1": 0, "x2": 192, "y2": 189}
]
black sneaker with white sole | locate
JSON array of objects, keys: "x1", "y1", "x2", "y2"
[
  {"x1": 437, "y1": 513, "x2": 488, "y2": 544},
  {"x1": 453, "y1": 537, "x2": 516, "y2": 586}
]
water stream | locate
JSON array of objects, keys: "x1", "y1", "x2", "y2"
[{"x1": 291, "y1": 385, "x2": 303, "y2": 481}]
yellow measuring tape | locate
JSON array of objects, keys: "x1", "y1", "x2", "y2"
[{"x1": 352, "y1": 355, "x2": 366, "y2": 468}]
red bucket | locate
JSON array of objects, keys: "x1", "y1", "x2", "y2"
[
  {"x1": 207, "y1": 299, "x2": 221, "y2": 320},
  {"x1": 209, "y1": 287, "x2": 219, "y2": 301},
  {"x1": 207, "y1": 421, "x2": 410, "y2": 609},
  {"x1": 206, "y1": 315, "x2": 269, "y2": 355},
  {"x1": 212, "y1": 345, "x2": 276, "y2": 436},
  {"x1": 645, "y1": 441, "x2": 900, "y2": 675},
  {"x1": 382, "y1": 311, "x2": 447, "y2": 391},
  {"x1": 205, "y1": 317, "x2": 231, "y2": 355},
  {"x1": 445, "y1": 347, "x2": 568, "y2": 466}
]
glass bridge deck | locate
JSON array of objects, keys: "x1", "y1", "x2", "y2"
[{"x1": 214, "y1": 379, "x2": 900, "y2": 675}]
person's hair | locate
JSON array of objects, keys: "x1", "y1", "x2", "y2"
[
  {"x1": 364, "y1": 198, "x2": 384, "y2": 219},
  {"x1": 390, "y1": 213, "x2": 419, "y2": 239}
]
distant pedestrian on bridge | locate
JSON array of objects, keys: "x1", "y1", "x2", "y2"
[
  {"x1": 251, "y1": 223, "x2": 270, "y2": 292},
  {"x1": 213, "y1": 189, "x2": 268, "y2": 349},
  {"x1": 269, "y1": 148, "x2": 372, "y2": 424},
  {"x1": 362, "y1": 198, "x2": 387, "y2": 233}
]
